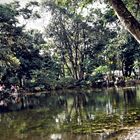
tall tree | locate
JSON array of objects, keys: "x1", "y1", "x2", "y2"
[
  {"x1": 44, "y1": 1, "x2": 113, "y2": 80},
  {"x1": 0, "y1": 2, "x2": 44, "y2": 86}
]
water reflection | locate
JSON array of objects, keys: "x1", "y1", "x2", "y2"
[
  {"x1": 50, "y1": 134, "x2": 62, "y2": 140},
  {"x1": 0, "y1": 86, "x2": 140, "y2": 140},
  {"x1": 50, "y1": 133, "x2": 105, "y2": 140}
]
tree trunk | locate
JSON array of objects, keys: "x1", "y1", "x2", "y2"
[{"x1": 108, "y1": 0, "x2": 140, "y2": 44}]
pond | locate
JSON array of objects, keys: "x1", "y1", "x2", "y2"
[{"x1": 1, "y1": 86, "x2": 140, "y2": 140}]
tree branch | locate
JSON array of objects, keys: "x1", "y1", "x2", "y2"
[{"x1": 108, "y1": 0, "x2": 140, "y2": 43}]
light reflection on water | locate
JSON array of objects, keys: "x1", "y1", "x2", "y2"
[
  {"x1": 50, "y1": 134, "x2": 62, "y2": 140},
  {"x1": 0, "y1": 86, "x2": 140, "y2": 140},
  {"x1": 50, "y1": 133, "x2": 105, "y2": 140}
]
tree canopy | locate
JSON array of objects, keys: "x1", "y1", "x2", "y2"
[
  {"x1": 54, "y1": 0, "x2": 140, "y2": 43},
  {"x1": 0, "y1": 0, "x2": 140, "y2": 90}
]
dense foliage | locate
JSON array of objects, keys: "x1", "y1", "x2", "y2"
[{"x1": 0, "y1": 0, "x2": 140, "y2": 90}]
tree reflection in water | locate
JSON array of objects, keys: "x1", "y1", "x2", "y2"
[{"x1": 0, "y1": 86, "x2": 139, "y2": 140}]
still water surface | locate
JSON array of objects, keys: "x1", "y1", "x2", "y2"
[{"x1": 0, "y1": 86, "x2": 140, "y2": 140}]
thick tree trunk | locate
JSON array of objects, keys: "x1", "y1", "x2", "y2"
[{"x1": 108, "y1": 0, "x2": 140, "y2": 43}]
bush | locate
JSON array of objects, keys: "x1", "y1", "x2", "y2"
[{"x1": 56, "y1": 77, "x2": 76, "y2": 87}]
